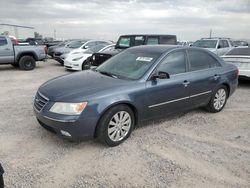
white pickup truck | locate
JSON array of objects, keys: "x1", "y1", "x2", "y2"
[
  {"x1": 192, "y1": 37, "x2": 234, "y2": 56},
  {"x1": 0, "y1": 35, "x2": 47, "y2": 70}
]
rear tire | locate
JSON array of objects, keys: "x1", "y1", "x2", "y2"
[
  {"x1": 206, "y1": 86, "x2": 228, "y2": 113},
  {"x1": 19, "y1": 56, "x2": 36, "y2": 70},
  {"x1": 96, "y1": 105, "x2": 135, "y2": 147}
]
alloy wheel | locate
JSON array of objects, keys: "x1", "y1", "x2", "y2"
[
  {"x1": 213, "y1": 88, "x2": 226, "y2": 110},
  {"x1": 108, "y1": 111, "x2": 131, "y2": 142}
]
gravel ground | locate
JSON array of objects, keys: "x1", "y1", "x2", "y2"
[{"x1": 0, "y1": 60, "x2": 249, "y2": 188}]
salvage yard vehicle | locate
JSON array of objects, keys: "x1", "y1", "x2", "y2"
[
  {"x1": 0, "y1": 35, "x2": 47, "y2": 70},
  {"x1": 64, "y1": 44, "x2": 115, "y2": 71},
  {"x1": 54, "y1": 40, "x2": 111, "y2": 65},
  {"x1": 222, "y1": 47, "x2": 250, "y2": 80},
  {"x1": 88, "y1": 34, "x2": 177, "y2": 68},
  {"x1": 33, "y1": 45, "x2": 238, "y2": 146},
  {"x1": 47, "y1": 40, "x2": 72, "y2": 57},
  {"x1": 233, "y1": 40, "x2": 248, "y2": 47},
  {"x1": 193, "y1": 37, "x2": 234, "y2": 56}
]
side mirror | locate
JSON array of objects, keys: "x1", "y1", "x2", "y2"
[
  {"x1": 217, "y1": 45, "x2": 221, "y2": 49},
  {"x1": 84, "y1": 45, "x2": 89, "y2": 49},
  {"x1": 152, "y1": 71, "x2": 170, "y2": 80}
]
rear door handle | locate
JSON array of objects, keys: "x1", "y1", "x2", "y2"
[
  {"x1": 4, "y1": 48, "x2": 11, "y2": 50},
  {"x1": 183, "y1": 80, "x2": 190, "y2": 87}
]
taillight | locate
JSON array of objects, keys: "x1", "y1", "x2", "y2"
[
  {"x1": 44, "y1": 46, "x2": 48, "y2": 54},
  {"x1": 236, "y1": 68, "x2": 239, "y2": 76}
]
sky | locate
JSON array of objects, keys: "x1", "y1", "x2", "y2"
[{"x1": 0, "y1": 0, "x2": 250, "y2": 41}]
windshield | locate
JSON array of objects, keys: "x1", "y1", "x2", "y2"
[
  {"x1": 67, "y1": 40, "x2": 87, "y2": 48},
  {"x1": 96, "y1": 50, "x2": 160, "y2": 80},
  {"x1": 57, "y1": 41, "x2": 68, "y2": 47},
  {"x1": 116, "y1": 36, "x2": 145, "y2": 49},
  {"x1": 84, "y1": 44, "x2": 107, "y2": 54},
  {"x1": 193, "y1": 40, "x2": 217, "y2": 48}
]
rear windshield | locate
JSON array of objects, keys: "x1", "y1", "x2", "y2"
[
  {"x1": 226, "y1": 48, "x2": 250, "y2": 56},
  {"x1": 193, "y1": 40, "x2": 217, "y2": 48}
]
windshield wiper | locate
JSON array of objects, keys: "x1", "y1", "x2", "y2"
[{"x1": 98, "y1": 71, "x2": 118, "y2": 78}]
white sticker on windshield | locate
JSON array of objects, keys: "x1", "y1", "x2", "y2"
[{"x1": 136, "y1": 57, "x2": 153, "y2": 62}]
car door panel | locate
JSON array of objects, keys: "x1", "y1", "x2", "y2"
[
  {"x1": 187, "y1": 49, "x2": 222, "y2": 107},
  {"x1": 0, "y1": 37, "x2": 14, "y2": 64},
  {"x1": 142, "y1": 50, "x2": 190, "y2": 119},
  {"x1": 144, "y1": 75, "x2": 190, "y2": 119}
]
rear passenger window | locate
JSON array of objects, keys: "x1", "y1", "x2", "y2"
[
  {"x1": 157, "y1": 51, "x2": 186, "y2": 75},
  {"x1": 0, "y1": 37, "x2": 7, "y2": 46},
  {"x1": 159, "y1": 36, "x2": 176, "y2": 45},
  {"x1": 146, "y1": 37, "x2": 159, "y2": 45},
  {"x1": 188, "y1": 50, "x2": 211, "y2": 71},
  {"x1": 222, "y1": 40, "x2": 229, "y2": 48}
]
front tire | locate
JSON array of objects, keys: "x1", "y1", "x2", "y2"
[
  {"x1": 19, "y1": 56, "x2": 36, "y2": 70},
  {"x1": 96, "y1": 105, "x2": 135, "y2": 147},
  {"x1": 206, "y1": 86, "x2": 228, "y2": 113}
]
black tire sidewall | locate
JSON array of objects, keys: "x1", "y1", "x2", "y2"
[
  {"x1": 97, "y1": 105, "x2": 135, "y2": 147},
  {"x1": 19, "y1": 56, "x2": 36, "y2": 70}
]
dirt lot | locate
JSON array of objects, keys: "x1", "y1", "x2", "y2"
[{"x1": 0, "y1": 60, "x2": 249, "y2": 188}]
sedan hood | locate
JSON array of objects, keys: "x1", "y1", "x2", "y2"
[{"x1": 39, "y1": 70, "x2": 130, "y2": 102}]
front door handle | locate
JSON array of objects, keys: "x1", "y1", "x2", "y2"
[
  {"x1": 4, "y1": 48, "x2": 11, "y2": 51},
  {"x1": 183, "y1": 80, "x2": 190, "y2": 87},
  {"x1": 214, "y1": 74, "x2": 221, "y2": 80}
]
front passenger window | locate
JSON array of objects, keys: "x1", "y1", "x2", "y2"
[{"x1": 157, "y1": 51, "x2": 186, "y2": 75}]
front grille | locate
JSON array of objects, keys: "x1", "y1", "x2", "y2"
[{"x1": 34, "y1": 92, "x2": 49, "y2": 112}]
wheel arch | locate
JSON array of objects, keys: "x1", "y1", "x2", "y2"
[
  {"x1": 94, "y1": 101, "x2": 139, "y2": 137},
  {"x1": 17, "y1": 52, "x2": 38, "y2": 62},
  {"x1": 221, "y1": 82, "x2": 230, "y2": 97}
]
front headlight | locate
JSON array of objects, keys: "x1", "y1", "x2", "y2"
[
  {"x1": 72, "y1": 56, "x2": 83, "y2": 61},
  {"x1": 49, "y1": 102, "x2": 87, "y2": 115}
]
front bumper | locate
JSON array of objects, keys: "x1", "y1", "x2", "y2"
[
  {"x1": 34, "y1": 104, "x2": 98, "y2": 142},
  {"x1": 64, "y1": 60, "x2": 81, "y2": 71}
]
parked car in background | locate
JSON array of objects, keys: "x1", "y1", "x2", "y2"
[
  {"x1": 34, "y1": 45, "x2": 238, "y2": 146},
  {"x1": 53, "y1": 39, "x2": 86, "y2": 64},
  {"x1": 26, "y1": 38, "x2": 44, "y2": 45},
  {"x1": 233, "y1": 40, "x2": 249, "y2": 47},
  {"x1": 88, "y1": 34, "x2": 177, "y2": 67},
  {"x1": 222, "y1": 47, "x2": 250, "y2": 80},
  {"x1": 54, "y1": 40, "x2": 110, "y2": 65},
  {"x1": 177, "y1": 41, "x2": 193, "y2": 46},
  {"x1": 47, "y1": 40, "x2": 72, "y2": 57},
  {"x1": 192, "y1": 37, "x2": 234, "y2": 56},
  {"x1": 64, "y1": 44, "x2": 115, "y2": 71},
  {"x1": 0, "y1": 35, "x2": 47, "y2": 70}
]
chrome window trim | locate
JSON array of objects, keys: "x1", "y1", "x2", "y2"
[{"x1": 148, "y1": 90, "x2": 212, "y2": 108}]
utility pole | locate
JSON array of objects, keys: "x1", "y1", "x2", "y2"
[
  {"x1": 54, "y1": 29, "x2": 56, "y2": 40},
  {"x1": 209, "y1": 29, "x2": 212, "y2": 38}
]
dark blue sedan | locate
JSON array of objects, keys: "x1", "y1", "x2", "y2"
[{"x1": 34, "y1": 45, "x2": 238, "y2": 146}]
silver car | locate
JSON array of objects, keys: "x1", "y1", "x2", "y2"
[{"x1": 222, "y1": 47, "x2": 250, "y2": 79}]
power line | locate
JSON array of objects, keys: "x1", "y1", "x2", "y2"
[{"x1": 0, "y1": 23, "x2": 34, "y2": 29}]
